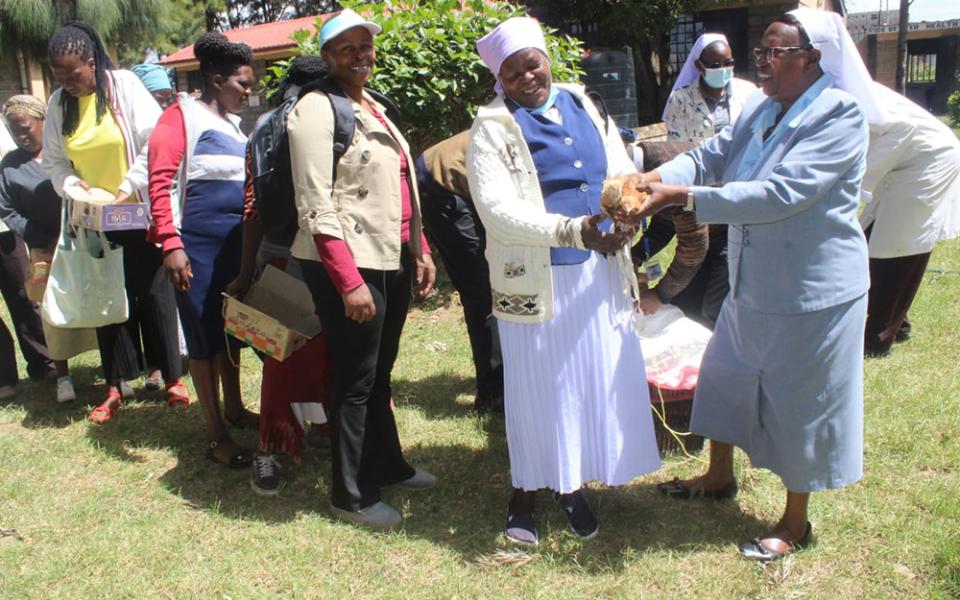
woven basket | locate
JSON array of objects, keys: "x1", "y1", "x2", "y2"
[{"x1": 648, "y1": 382, "x2": 704, "y2": 455}]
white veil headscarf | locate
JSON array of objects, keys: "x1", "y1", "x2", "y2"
[
  {"x1": 663, "y1": 33, "x2": 728, "y2": 120},
  {"x1": 789, "y1": 7, "x2": 887, "y2": 125},
  {"x1": 476, "y1": 16, "x2": 549, "y2": 96}
]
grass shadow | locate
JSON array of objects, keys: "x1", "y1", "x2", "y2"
[
  {"x1": 392, "y1": 372, "x2": 478, "y2": 420},
  {"x1": 80, "y1": 401, "x2": 316, "y2": 522},
  {"x1": 391, "y1": 442, "x2": 771, "y2": 571},
  {"x1": 14, "y1": 365, "x2": 114, "y2": 429}
]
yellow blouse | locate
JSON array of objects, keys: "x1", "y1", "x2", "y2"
[{"x1": 63, "y1": 94, "x2": 127, "y2": 194}]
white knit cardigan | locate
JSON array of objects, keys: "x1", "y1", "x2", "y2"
[
  {"x1": 42, "y1": 70, "x2": 161, "y2": 203},
  {"x1": 467, "y1": 83, "x2": 637, "y2": 323}
]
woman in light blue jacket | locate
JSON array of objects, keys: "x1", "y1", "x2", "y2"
[{"x1": 632, "y1": 11, "x2": 869, "y2": 562}]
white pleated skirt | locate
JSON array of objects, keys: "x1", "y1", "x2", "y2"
[{"x1": 498, "y1": 253, "x2": 661, "y2": 493}]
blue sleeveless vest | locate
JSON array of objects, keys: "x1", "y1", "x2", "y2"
[{"x1": 509, "y1": 91, "x2": 608, "y2": 265}]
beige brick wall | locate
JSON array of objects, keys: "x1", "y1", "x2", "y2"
[{"x1": 0, "y1": 53, "x2": 26, "y2": 104}]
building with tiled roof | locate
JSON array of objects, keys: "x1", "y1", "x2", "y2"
[{"x1": 161, "y1": 13, "x2": 333, "y2": 130}]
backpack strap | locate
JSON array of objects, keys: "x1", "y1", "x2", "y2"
[
  {"x1": 296, "y1": 78, "x2": 403, "y2": 180},
  {"x1": 299, "y1": 78, "x2": 357, "y2": 182}
]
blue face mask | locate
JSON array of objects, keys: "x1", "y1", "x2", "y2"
[
  {"x1": 528, "y1": 84, "x2": 560, "y2": 114},
  {"x1": 702, "y1": 67, "x2": 733, "y2": 90}
]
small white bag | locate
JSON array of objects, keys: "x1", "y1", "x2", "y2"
[{"x1": 41, "y1": 202, "x2": 128, "y2": 329}]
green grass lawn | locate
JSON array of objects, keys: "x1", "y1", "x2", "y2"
[{"x1": 1, "y1": 239, "x2": 958, "y2": 598}]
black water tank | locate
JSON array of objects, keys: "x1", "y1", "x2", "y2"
[{"x1": 582, "y1": 47, "x2": 638, "y2": 129}]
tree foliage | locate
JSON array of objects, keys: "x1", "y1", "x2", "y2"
[
  {"x1": 212, "y1": 0, "x2": 341, "y2": 30},
  {"x1": 261, "y1": 0, "x2": 585, "y2": 154},
  {"x1": 526, "y1": 0, "x2": 703, "y2": 123},
  {"x1": 0, "y1": 0, "x2": 165, "y2": 60}
]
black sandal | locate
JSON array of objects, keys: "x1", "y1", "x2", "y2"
[
  {"x1": 505, "y1": 510, "x2": 538, "y2": 546},
  {"x1": 657, "y1": 477, "x2": 738, "y2": 500},
  {"x1": 739, "y1": 522, "x2": 812, "y2": 562},
  {"x1": 206, "y1": 436, "x2": 253, "y2": 468},
  {"x1": 554, "y1": 491, "x2": 599, "y2": 539}
]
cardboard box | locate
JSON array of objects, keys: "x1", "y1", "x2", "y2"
[
  {"x1": 223, "y1": 265, "x2": 322, "y2": 361},
  {"x1": 66, "y1": 186, "x2": 149, "y2": 231}
]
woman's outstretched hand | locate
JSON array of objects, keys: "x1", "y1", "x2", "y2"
[
  {"x1": 620, "y1": 182, "x2": 690, "y2": 226},
  {"x1": 580, "y1": 214, "x2": 634, "y2": 253}
]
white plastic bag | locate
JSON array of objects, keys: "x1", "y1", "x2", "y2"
[
  {"x1": 41, "y1": 204, "x2": 128, "y2": 329},
  {"x1": 638, "y1": 305, "x2": 712, "y2": 390}
]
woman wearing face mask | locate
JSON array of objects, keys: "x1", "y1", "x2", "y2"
[
  {"x1": 43, "y1": 21, "x2": 187, "y2": 422},
  {"x1": 148, "y1": 32, "x2": 257, "y2": 467},
  {"x1": 468, "y1": 16, "x2": 661, "y2": 546},
  {"x1": 640, "y1": 35, "x2": 758, "y2": 328},
  {"x1": 663, "y1": 34, "x2": 757, "y2": 144}
]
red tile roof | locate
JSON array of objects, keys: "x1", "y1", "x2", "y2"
[{"x1": 160, "y1": 13, "x2": 333, "y2": 66}]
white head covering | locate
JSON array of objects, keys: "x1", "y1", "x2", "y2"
[
  {"x1": 664, "y1": 33, "x2": 728, "y2": 119},
  {"x1": 318, "y1": 8, "x2": 381, "y2": 48},
  {"x1": 789, "y1": 7, "x2": 887, "y2": 124},
  {"x1": 476, "y1": 16, "x2": 548, "y2": 95}
]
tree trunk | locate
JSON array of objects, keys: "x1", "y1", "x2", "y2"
[{"x1": 894, "y1": 0, "x2": 909, "y2": 94}]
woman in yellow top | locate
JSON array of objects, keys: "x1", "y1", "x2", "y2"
[{"x1": 43, "y1": 21, "x2": 188, "y2": 422}]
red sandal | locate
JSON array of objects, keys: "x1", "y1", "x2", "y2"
[
  {"x1": 165, "y1": 380, "x2": 191, "y2": 410},
  {"x1": 89, "y1": 388, "x2": 122, "y2": 424}
]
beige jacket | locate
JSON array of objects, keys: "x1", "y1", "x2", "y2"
[
  {"x1": 287, "y1": 89, "x2": 423, "y2": 269},
  {"x1": 467, "y1": 83, "x2": 637, "y2": 323}
]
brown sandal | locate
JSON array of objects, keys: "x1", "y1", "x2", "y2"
[{"x1": 206, "y1": 436, "x2": 253, "y2": 468}]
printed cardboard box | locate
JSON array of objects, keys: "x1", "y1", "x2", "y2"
[
  {"x1": 222, "y1": 265, "x2": 322, "y2": 361},
  {"x1": 66, "y1": 186, "x2": 149, "y2": 231}
]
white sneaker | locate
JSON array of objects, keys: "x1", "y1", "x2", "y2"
[
  {"x1": 394, "y1": 468, "x2": 437, "y2": 490},
  {"x1": 56, "y1": 377, "x2": 76, "y2": 404},
  {"x1": 0, "y1": 385, "x2": 16, "y2": 400},
  {"x1": 119, "y1": 380, "x2": 136, "y2": 399},
  {"x1": 330, "y1": 501, "x2": 402, "y2": 530}
]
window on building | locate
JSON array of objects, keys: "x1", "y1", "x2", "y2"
[
  {"x1": 670, "y1": 15, "x2": 703, "y2": 73},
  {"x1": 907, "y1": 53, "x2": 937, "y2": 83}
]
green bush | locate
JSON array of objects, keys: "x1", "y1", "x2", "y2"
[
  {"x1": 948, "y1": 89, "x2": 960, "y2": 129},
  {"x1": 261, "y1": 0, "x2": 584, "y2": 154}
]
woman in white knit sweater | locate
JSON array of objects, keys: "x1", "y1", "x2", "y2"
[{"x1": 467, "y1": 17, "x2": 661, "y2": 546}]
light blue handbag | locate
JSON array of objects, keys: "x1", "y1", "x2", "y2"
[{"x1": 40, "y1": 200, "x2": 128, "y2": 328}]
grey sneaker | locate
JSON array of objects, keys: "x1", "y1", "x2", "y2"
[
  {"x1": 330, "y1": 501, "x2": 401, "y2": 530},
  {"x1": 394, "y1": 468, "x2": 437, "y2": 490},
  {"x1": 119, "y1": 380, "x2": 136, "y2": 399},
  {"x1": 56, "y1": 377, "x2": 76, "y2": 403},
  {"x1": 250, "y1": 453, "x2": 282, "y2": 497}
]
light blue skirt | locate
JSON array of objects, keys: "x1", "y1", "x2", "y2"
[{"x1": 691, "y1": 293, "x2": 867, "y2": 492}]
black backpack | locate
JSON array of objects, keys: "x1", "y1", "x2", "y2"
[{"x1": 248, "y1": 76, "x2": 401, "y2": 247}]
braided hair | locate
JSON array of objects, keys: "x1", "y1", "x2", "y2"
[
  {"x1": 47, "y1": 21, "x2": 115, "y2": 137},
  {"x1": 194, "y1": 32, "x2": 253, "y2": 83},
  {"x1": 278, "y1": 56, "x2": 328, "y2": 99}
]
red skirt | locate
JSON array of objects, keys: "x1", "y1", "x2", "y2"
[{"x1": 258, "y1": 333, "x2": 333, "y2": 461}]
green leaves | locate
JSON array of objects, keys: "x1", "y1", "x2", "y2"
[{"x1": 261, "y1": 0, "x2": 584, "y2": 155}]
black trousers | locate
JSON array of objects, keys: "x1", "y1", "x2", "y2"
[
  {"x1": 0, "y1": 232, "x2": 52, "y2": 386},
  {"x1": 416, "y1": 162, "x2": 503, "y2": 403},
  {"x1": 670, "y1": 225, "x2": 729, "y2": 331},
  {"x1": 301, "y1": 254, "x2": 416, "y2": 511},
  {"x1": 864, "y1": 252, "x2": 930, "y2": 356},
  {"x1": 96, "y1": 231, "x2": 182, "y2": 385}
]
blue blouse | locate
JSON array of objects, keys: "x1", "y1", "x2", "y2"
[{"x1": 510, "y1": 91, "x2": 608, "y2": 265}]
